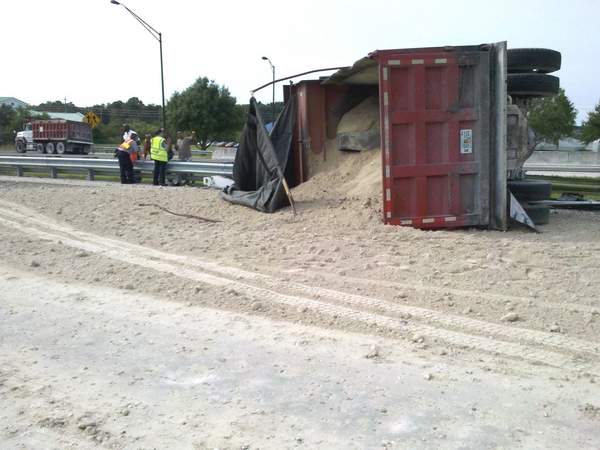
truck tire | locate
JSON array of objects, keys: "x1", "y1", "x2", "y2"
[
  {"x1": 508, "y1": 48, "x2": 561, "y2": 74},
  {"x1": 45, "y1": 142, "x2": 55, "y2": 155},
  {"x1": 15, "y1": 140, "x2": 26, "y2": 153},
  {"x1": 56, "y1": 142, "x2": 66, "y2": 154},
  {"x1": 508, "y1": 73, "x2": 559, "y2": 97},
  {"x1": 522, "y1": 203, "x2": 550, "y2": 225},
  {"x1": 36, "y1": 143, "x2": 45, "y2": 154},
  {"x1": 508, "y1": 179, "x2": 552, "y2": 201}
]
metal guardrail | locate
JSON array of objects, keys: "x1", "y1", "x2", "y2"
[
  {"x1": 524, "y1": 163, "x2": 600, "y2": 174},
  {"x1": 91, "y1": 144, "x2": 212, "y2": 156},
  {"x1": 0, "y1": 156, "x2": 233, "y2": 180}
]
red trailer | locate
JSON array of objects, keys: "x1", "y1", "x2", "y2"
[{"x1": 30, "y1": 119, "x2": 93, "y2": 155}]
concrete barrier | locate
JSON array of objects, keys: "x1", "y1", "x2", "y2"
[
  {"x1": 527, "y1": 150, "x2": 600, "y2": 166},
  {"x1": 211, "y1": 146, "x2": 237, "y2": 161}
]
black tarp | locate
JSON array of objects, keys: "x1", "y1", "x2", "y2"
[{"x1": 220, "y1": 94, "x2": 296, "y2": 213}]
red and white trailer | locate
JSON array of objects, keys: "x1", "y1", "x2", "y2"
[{"x1": 16, "y1": 119, "x2": 93, "y2": 155}]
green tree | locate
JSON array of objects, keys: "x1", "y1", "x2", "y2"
[
  {"x1": 580, "y1": 101, "x2": 600, "y2": 144},
  {"x1": 36, "y1": 100, "x2": 76, "y2": 112},
  {"x1": 255, "y1": 101, "x2": 285, "y2": 124},
  {"x1": 166, "y1": 77, "x2": 244, "y2": 148},
  {"x1": 528, "y1": 88, "x2": 577, "y2": 148},
  {"x1": 0, "y1": 106, "x2": 48, "y2": 145}
]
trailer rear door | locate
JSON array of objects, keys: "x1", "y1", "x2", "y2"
[{"x1": 375, "y1": 47, "x2": 493, "y2": 228}]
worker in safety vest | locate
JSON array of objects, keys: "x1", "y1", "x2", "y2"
[
  {"x1": 116, "y1": 135, "x2": 138, "y2": 184},
  {"x1": 151, "y1": 128, "x2": 168, "y2": 186}
]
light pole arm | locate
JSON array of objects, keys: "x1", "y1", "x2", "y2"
[{"x1": 119, "y1": 3, "x2": 161, "y2": 41}]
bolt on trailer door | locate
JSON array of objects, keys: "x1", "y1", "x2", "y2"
[{"x1": 376, "y1": 47, "x2": 493, "y2": 229}]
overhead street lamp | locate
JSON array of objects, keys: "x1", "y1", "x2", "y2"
[
  {"x1": 110, "y1": 0, "x2": 166, "y2": 131},
  {"x1": 261, "y1": 56, "x2": 276, "y2": 126}
]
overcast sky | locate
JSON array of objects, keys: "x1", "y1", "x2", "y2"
[{"x1": 1, "y1": 0, "x2": 598, "y2": 122}]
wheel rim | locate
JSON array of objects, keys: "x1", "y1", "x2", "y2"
[
  {"x1": 45, "y1": 143, "x2": 55, "y2": 154},
  {"x1": 36, "y1": 143, "x2": 44, "y2": 153},
  {"x1": 56, "y1": 142, "x2": 66, "y2": 154}
]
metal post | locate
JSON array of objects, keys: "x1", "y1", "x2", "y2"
[
  {"x1": 50, "y1": 167, "x2": 58, "y2": 179},
  {"x1": 491, "y1": 41, "x2": 508, "y2": 230},
  {"x1": 271, "y1": 64, "x2": 276, "y2": 125},
  {"x1": 159, "y1": 33, "x2": 166, "y2": 131},
  {"x1": 262, "y1": 57, "x2": 276, "y2": 126},
  {"x1": 16, "y1": 166, "x2": 23, "y2": 177}
]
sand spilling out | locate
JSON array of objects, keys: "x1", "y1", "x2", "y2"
[
  {"x1": 337, "y1": 96, "x2": 380, "y2": 134},
  {"x1": 293, "y1": 142, "x2": 382, "y2": 204}
]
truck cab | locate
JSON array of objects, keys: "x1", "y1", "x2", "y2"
[{"x1": 15, "y1": 123, "x2": 33, "y2": 153}]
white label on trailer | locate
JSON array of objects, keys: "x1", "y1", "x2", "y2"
[
  {"x1": 460, "y1": 129, "x2": 473, "y2": 154},
  {"x1": 385, "y1": 165, "x2": 390, "y2": 178},
  {"x1": 39, "y1": 126, "x2": 44, "y2": 132},
  {"x1": 386, "y1": 189, "x2": 391, "y2": 201},
  {"x1": 388, "y1": 59, "x2": 401, "y2": 66},
  {"x1": 400, "y1": 219, "x2": 412, "y2": 225},
  {"x1": 382, "y1": 67, "x2": 388, "y2": 81},
  {"x1": 435, "y1": 58, "x2": 448, "y2": 64},
  {"x1": 387, "y1": 212, "x2": 392, "y2": 219},
  {"x1": 422, "y1": 218, "x2": 435, "y2": 224},
  {"x1": 444, "y1": 216, "x2": 457, "y2": 222},
  {"x1": 383, "y1": 92, "x2": 389, "y2": 106},
  {"x1": 411, "y1": 59, "x2": 424, "y2": 65}
]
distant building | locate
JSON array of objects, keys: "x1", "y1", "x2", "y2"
[{"x1": 0, "y1": 97, "x2": 28, "y2": 109}]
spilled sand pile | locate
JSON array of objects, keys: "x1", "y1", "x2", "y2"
[
  {"x1": 292, "y1": 142, "x2": 382, "y2": 205},
  {"x1": 292, "y1": 95, "x2": 383, "y2": 210}
]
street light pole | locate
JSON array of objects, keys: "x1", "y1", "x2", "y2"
[
  {"x1": 159, "y1": 32, "x2": 165, "y2": 130},
  {"x1": 110, "y1": 0, "x2": 166, "y2": 131},
  {"x1": 262, "y1": 56, "x2": 276, "y2": 126}
]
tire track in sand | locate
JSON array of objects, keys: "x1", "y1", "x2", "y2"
[{"x1": 0, "y1": 202, "x2": 597, "y2": 375}]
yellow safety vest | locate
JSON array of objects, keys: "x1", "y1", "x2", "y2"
[{"x1": 150, "y1": 136, "x2": 168, "y2": 162}]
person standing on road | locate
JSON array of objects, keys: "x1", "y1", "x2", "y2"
[
  {"x1": 116, "y1": 134, "x2": 138, "y2": 184},
  {"x1": 142, "y1": 133, "x2": 151, "y2": 160},
  {"x1": 172, "y1": 130, "x2": 196, "y2": 186},
  {"x1": 151, "y1": 128, "x2": 168, "y2": 186},
  {"x1": 177, "y1": 131, "x2": 195, "y2": 162}
]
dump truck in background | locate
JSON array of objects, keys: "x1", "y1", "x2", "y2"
[{"x1": 15, "y1": 119, "x2": 93, "y2": 155}]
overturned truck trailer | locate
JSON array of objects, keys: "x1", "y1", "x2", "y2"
[{"x1": 285, "y1": 42, "x2": 558, "y2": 230}]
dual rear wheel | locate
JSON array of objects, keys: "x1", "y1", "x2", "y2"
[
  {"x1": 35, "y1": 142, "x2": 67, "y2": 154},
  {"x1": 507, "y1": 48, "x2": 561, "y2": 98}
]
